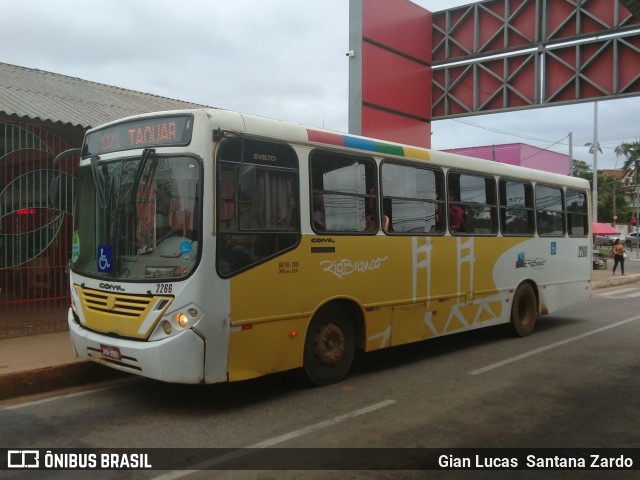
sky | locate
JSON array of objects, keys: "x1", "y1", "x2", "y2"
[{"x1": 1, "y1": 0, "x2": 638, "y2": 170}]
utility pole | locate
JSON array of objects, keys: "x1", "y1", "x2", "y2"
[
  {"x1": 592, "y1": 103, "x2": 598, "y2": 222},
  {"x1": 636, "y1": 159, "x2": 639, "y2": 259},
  {"x1": 568, "y1": 131, "x2": 573, "y2": 175},
  {"x1": 630, "y1": 148, "x2": 640, "y2": 258},
  {"x1": 612, "y1": 182, "x2": 616, "y2": 226}
]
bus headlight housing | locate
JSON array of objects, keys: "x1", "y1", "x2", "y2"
[{"x1": 149, "y1": 304, "x2": 203, "y2": 341}]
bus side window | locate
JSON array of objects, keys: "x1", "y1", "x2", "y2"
[
  {"x1": 448, "y1": 172, "x2": 498, "y2": 235},
  {"x1": 216, "y1": 139, "x2": 300, "y2": 277},
  {"x1": 310, "y1": 151, "x2": 377, "y2": 233},
  {"x1": 566, "y1": 189, "x2": 588, "y2": 237},
  {"x1": 381, "y1": 162, "x2": 444, "y2": 234},
  {"x1": 499, "y1": 179, "x2": 534, "y2": 236},
  {"x1": 536, "y1": 184, "x2": 565, "y2": 236}
]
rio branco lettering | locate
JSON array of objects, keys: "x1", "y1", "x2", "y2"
[{"x1": 321, "y1": 256, "x2": 388, "y2": 279}]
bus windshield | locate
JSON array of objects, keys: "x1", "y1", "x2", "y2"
[{"x1": 71, "y1": 153, "x2": 201, "y2": 281}]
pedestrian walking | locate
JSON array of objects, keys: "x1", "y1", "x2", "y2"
[{"x1": 612, "y1": 238, "x2": 626, "y2": 275}]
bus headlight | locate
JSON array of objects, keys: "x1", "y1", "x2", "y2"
[{"x1": 175, "y1": 313, "x2": 189, "y2": 328}]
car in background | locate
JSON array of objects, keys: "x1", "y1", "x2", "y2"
[
  {"x1": 625, "y1": 232, "x2": 640, "y2": 247},
  {"x1": 595, "y1": 234, "x2": 625, "y2": 246}
]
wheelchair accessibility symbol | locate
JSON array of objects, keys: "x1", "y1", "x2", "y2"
[{"x1": 98, "y1": 245, "x2": 113, "y2": 273}]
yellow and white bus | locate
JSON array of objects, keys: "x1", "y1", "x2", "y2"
[{"x1": 67, "y1": 108, "x2": 592, "y2": 385}]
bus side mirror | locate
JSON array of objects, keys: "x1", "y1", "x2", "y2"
[{"x1": 49, "y1": 148, "x2": 80, "y2": 214}]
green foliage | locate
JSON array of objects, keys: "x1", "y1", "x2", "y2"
[{"x1": 597, "y1": 173, "x2": 631, "y2": 223}]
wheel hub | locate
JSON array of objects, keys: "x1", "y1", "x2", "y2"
[{"x1": 314, "y1": 323, "x2": 345, "y2": 366}]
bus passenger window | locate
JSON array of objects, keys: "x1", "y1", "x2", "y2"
[
  {"x1": 448, "y1": 172, "x2": 497, "y2": 235},
  {"x1": 536, "y1": 185, "x2": 565, "y2": 236},
  {"x1": 499, "y1": 180, "x2": 534, "y2": 236},
  {"x1": 566, "y1": 189, "x2": 588, "y2": 237},
  {"x1": 310, "y1": 151, "x2": 377, "y2": 233},
  {"x1": 381, "y1": 162, "x2": 444, "y2": 234},
  {"x1": 216, "y1": 138, "x2": 300, "y2": 277}
]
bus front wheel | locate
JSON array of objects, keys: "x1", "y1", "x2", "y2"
[
  {"x1": 303, "y1": 306, "x2": 355, "y2": 386},
  {"x1": 510, "y1": 282, "x2": 537, "y2": 337}
]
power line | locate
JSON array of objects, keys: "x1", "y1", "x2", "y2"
[
  {"x1": 452, "y1": 119, "x2": 554, "y2": 143},
  {"x1": 452, "y1": 118, "x2": 639, "y2": 153}
]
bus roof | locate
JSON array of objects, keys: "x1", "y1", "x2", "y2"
[{"x1": 87, "y1": 107, "x2": 590, "y2": 190}]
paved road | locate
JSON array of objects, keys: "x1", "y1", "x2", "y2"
[{"x1": 2, "y1": 285, "x2": 639, "y2": 480}]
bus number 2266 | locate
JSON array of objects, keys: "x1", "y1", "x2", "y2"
[{"x1": 156, "y1": 284, "x2": 173, "y2": 294}]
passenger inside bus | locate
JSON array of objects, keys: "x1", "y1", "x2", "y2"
[
  {"x1": 366, "y1": 212, "x2": 389, "y2": 232},
  {"x1": 449, "y1": 191, "x2": 468, "y2": 233},
  {"x1": 312, "y1": 193, "x2": 326, "y2": 231}
]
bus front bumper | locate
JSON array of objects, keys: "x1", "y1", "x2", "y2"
[{"x1": 68, "y1": 308, "x2": 205, "y2": 384}]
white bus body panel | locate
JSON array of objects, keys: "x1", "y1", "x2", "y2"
[{"x1": 69, "y1": 311, "x2": 207, "y2": 384}]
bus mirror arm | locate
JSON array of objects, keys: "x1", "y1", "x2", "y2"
[{"x1": 213, "y1": 128, "x2": 224, "y2": 142}]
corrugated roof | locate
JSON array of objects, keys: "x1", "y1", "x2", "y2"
[{"x1": 0, "y1": 62, "x2": 210, "y2": 129}]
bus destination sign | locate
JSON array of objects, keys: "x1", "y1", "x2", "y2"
[{"x1": 83, "y1": 115, "x2": 193, "y2": 157}]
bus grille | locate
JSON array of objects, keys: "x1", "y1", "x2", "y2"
[
  {"x1": 76, "y1": 287, "x2": 173, "y2": 339},
  {"x1": 81, "y1": 290, "x2": 153, "y2": 317}
]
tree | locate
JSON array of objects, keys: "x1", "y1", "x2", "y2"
[
  {"x1": 614, "y1": 140, "x2": 640, "y2": 225},
  {"x1": 614, "y1": 140, "x2": 640, "y2": 170},
  {"x1": 571, "y1": 159, "x2": 591, "y2": 177},
  {"x1": 584, "y1": 141, "x2": 602, "y2": 154},
  {"x1": 619, "y1": 0, "x2": 640, "y2": 20},
  {"x1": 598, "y1": 174, "x2": 631, "y2": 223}
]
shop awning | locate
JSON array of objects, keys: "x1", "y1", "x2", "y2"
[{"x1": 592, "y1": 222, "x2": 621, "y2": 235}]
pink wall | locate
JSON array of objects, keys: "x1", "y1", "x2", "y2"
[{"x1": 442, "y1": 143, "x2": 570, "y2": 175}]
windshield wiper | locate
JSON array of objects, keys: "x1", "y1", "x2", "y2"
[
  {"x1": 89, "y1": 155, "x2": 107, "y2": 208},
  {"x1": 129, "y1": 148, "x2": 155, "y2": 206}
]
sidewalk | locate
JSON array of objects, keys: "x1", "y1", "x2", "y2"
[
  {"x1": 1, "y1": 267, "x2": 639, "y2": 401},
  {"x1": 0, "y1": 331, "x2": 122, "y2": 401}
]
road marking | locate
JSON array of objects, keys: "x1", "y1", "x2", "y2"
[
  {"x1": 595, "y1": 287, "x2": 638, "y2": 296},
  {"x1": 0, "y1": 378, "x2": 138, "y2": 411},
  {"x1": 152, "y1": 399, "x2": 396, "y2": 479},
  {"x1": 470, "y1": 314, "x2": 640, "y2": 375},
  {"x1": 595, "y1": 288, "x2": 640, "y2": 299}
]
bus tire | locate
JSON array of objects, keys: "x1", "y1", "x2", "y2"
[
  {"x1": 510, "y1": 282, "x2": 537, "y2": 337},
  {"x1": 303, "y1": 306, "x2": 355, "y2": 386}
]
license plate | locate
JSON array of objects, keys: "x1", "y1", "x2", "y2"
[{"x1": 100, "y1": 344, "x2": 121, "y2": 361}]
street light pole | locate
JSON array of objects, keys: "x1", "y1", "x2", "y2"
[
  {"x1": 592, "y1": 103, "x2": 599, "y2": 222},
  {"x1": 630, "y1": 148, "x2": 640, "y2": 259},
  {"x1": 636, "y1": 159, "x2": 639, "y2": 259}
]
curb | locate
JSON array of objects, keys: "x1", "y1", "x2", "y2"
[
  {"x1": 592, "y1": 273, "x2": 640, "y2": 291},
  {"x1": 0, "y1": 362, "x2": 125, "y2": 401}
]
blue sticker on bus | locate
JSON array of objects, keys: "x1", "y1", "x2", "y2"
[
  {"x1": 550, "y1": 242, "x2": 557, "y2": 255},
  {"x1": 98, "y1": 245, "x2": 113, "y2": 272},
  {"x1": 180, "y1": 241, "x2": 192, "y2": 255}
]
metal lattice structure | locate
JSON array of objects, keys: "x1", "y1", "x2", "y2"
[
  {"x1": 0, "y1": 122, "x2": 78, "y2": 337},
  {"x1": 431, "y1": 0, "x2": 640, "y2": 119}
]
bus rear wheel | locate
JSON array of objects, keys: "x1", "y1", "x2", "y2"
[
  {"x1": 303, "y1": 306, "x2": 355, "y2": 386},
  {"x1": 510, "y1": 283, "x2": 537, "y2": 337}
]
